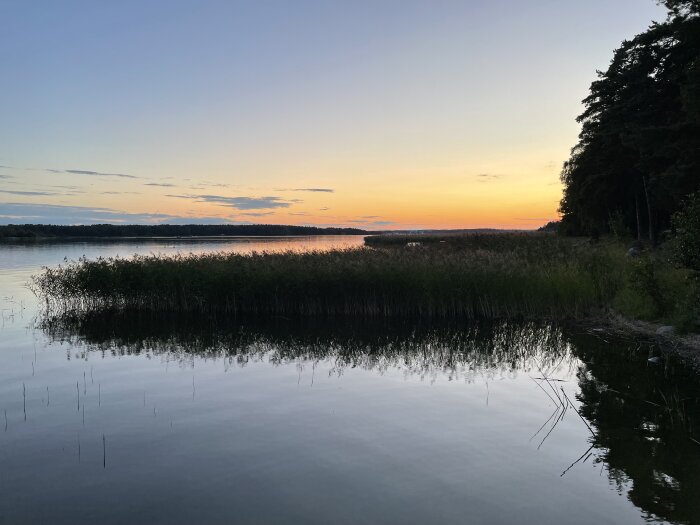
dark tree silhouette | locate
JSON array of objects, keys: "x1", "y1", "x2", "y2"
[{"x1": 559, "y1": 1, "x2": 700, "y2": 241}]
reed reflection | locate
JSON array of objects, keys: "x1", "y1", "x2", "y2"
[
  {"x1": 41, "y1": 314, "x2": 573, "y2": 380},
  {"x1": 37, "y1": 312, "x2": 700, "y2": 525}
]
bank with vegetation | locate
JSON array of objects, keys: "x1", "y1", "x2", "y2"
[{"x1": 31, "y1": 230, "x2": 699, "y2": 332}]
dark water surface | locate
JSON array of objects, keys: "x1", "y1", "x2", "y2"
[{"x1": 1, "y1": 237, "x2": 699, "y2": 524}]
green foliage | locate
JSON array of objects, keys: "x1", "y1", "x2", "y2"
[
  {"x1": 661, "y1": 0, "x2": 700, "y2": 17},
  {"x1": 628, "y1": 257, "x2": 667, "y2": 317},
  {"x1": 667, "y1": 191, "x2": 700, "y2": 327},
  {"x1": 537, "y1": 221, "x2": 560, "y2": 233},
  {"x1": 612, "y1": 248, "x2": 697, "y2": 329},
  {"x1": 608, "y1": 211, "x2": 631, "y2": 241},
  {"x1": 671, "y1": 191, "x2": 700, "y2": 272}
]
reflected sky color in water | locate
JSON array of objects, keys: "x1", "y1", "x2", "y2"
[{"x1": 1, "y1": 238, "x2": 699, "y2": 524}]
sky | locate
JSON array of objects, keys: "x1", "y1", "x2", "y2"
[{"x1": 0, "y1": 0, "x2": 667, "y2": 230}]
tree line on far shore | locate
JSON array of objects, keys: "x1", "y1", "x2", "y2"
[{"x1": 0, "y1": 224, "x2": 368, "y2": 239}]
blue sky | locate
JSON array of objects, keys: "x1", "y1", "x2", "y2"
[{"x1": 0, "y1": 0, "x2": 667, "y2": 228}]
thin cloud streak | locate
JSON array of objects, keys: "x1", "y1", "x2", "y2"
[
  {"x1": 0, "y1": 202, "x2": 240, "y2": 225},
  {"x1": 240, "y1": 211, "x2": 275, "y2": 217},
  {"x1": 167, "y1": 193, "x2": 299, "y2": 210},
  {"x1": 475, "y1": 173, "x2": 502, "y2": 182},
  {"x1": 348, "y1": 219, "x2": 395, "y2": 227},
  {"x1": 0, "y1": 189, "x2": 60, "y2": 196},
  {"x1": 2, "y1": 165, "x2": 139, "y2": 178},
  {"x1": 65, "y1": 169, "x2": 137, "y2": 179},
  {"x1": 277, "y1": 188, "x2": 335, "y2": 193}
]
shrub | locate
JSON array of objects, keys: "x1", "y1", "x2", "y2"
[{"x1": 670, "y1": 192, "x2": 700, "y2": 326}]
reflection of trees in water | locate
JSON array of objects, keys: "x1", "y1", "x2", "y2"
[
  {"x1": 571, "y1": 332, "x2": 700, "y2": 524},
  {"x1": 40, "y1": 313, "x2": 700, "y2": 524},
  {"x1": 40, "y1": 313, "x2": 573, "y2": 383}
]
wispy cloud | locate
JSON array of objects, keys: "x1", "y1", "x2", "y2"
[
  {"x1": 475, "y1": 173, "x2": 502, "y2": 182},
  {"x1": 168, "y1": 193, "x2": 298, "y2": 210},
  {"x1": 180, "y1": 178, "x2": 231, "y2": 189},
  {"x1": 0, "y1": 189, "x2": 61, "y2": 196},
  {"x1": 64, "y1": 169, "x2": 137, "y2": 179},
  {"x1": 47, "y1": 184, "x2": 82, "y2": 190},
  {"x1": 145, "y1": 182, "x2": 176, "y2": 188},
  {"x1": 200, "y1": 182, "x2": 231, "y2": 188},
  {"x1": 0, "y1": 175, "x2": 14, "y2": 179},
  {"x1": 277, "y1": 188, "x2": 334, "y2": 193},
  {"x1": 240, "y1": 211, "x2": 274, "y2": 217},
  {"x1": 0, "y1": 202, "x2": 239, "y2": 225},
  {"x1": 348, "y1": 218, "x2": 394, "y2": 226},
  {"x1": 0, "y1": 203, "x2": 171, "y2": 224},
  {"x1": 5, "y1": 165, "x2": 137, "y2": 178},
  {"x1": 165, "y1": 217, "x2": 242, "y2": 225}
]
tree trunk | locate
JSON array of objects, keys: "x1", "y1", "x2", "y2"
[
  {"x1": 635, "y1": 192, "x2": 642, "y2": 242},
  {"x1": 642, "y1": 175, "x2": 655, "y2": 245}
]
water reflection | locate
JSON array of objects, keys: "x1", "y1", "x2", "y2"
[
  {"x1": 570, "y1": 331, "x2": 700, "y2": 523},
  {"x1": 42, "y1": 314, "x2": 573, "y2": 380},
  {"x1": 38, "y1": 312, "x2": 700, "y2": 524},
  {"x1": 16, "y1": 238, "x2": 700, "y2": 523}
]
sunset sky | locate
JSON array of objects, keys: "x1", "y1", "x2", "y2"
[{"x1": 1, "y1": 1, "x2": 666, "y2": 230}]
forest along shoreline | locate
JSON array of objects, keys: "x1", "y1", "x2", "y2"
[
  {"x1": 0, "y1": 223, "x2": 369, "y2": 239},
  {"x1": 30, "y1": 232, "x2": 700, "y2": 365}
]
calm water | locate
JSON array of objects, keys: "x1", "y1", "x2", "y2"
[{"x1": 1, "y1": 236, "x2": 699, "y2": 525}]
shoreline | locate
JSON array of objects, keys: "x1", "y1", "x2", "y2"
[
  {"x1": 0, "y1": 233, "x2": 370, "y2": 242},
  {"x1": 26, "y1": 232, "x2": 700, "y2": 367},
  {"x1": 578, "y1": 313, "x2": 700, "y2": 370}
]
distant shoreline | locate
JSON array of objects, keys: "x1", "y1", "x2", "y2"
[
  {"x1": 0, "y1": 223, "x2": 370, "y2": 240},
  {"x1": 0, "y1": 224, "x2": 537, "y2": 241},
  {"x1": 0, "y1": 234, "x2": 369, "y2": 242}
]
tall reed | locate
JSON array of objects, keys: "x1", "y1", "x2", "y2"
[{"x1": 32, "y1": 235, "x2": 624, "y2": 320}]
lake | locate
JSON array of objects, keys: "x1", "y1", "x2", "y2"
[{"x1": 1, "y1": 236, "x2": 699, "y2": 524}]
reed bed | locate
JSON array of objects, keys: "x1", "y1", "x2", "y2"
[
  {"x1": 364, "y1": 231, "x2": 579, "y2": 257},
  {"x1": 32, "y1": 234, "x2": 624, "y2": 320}
]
